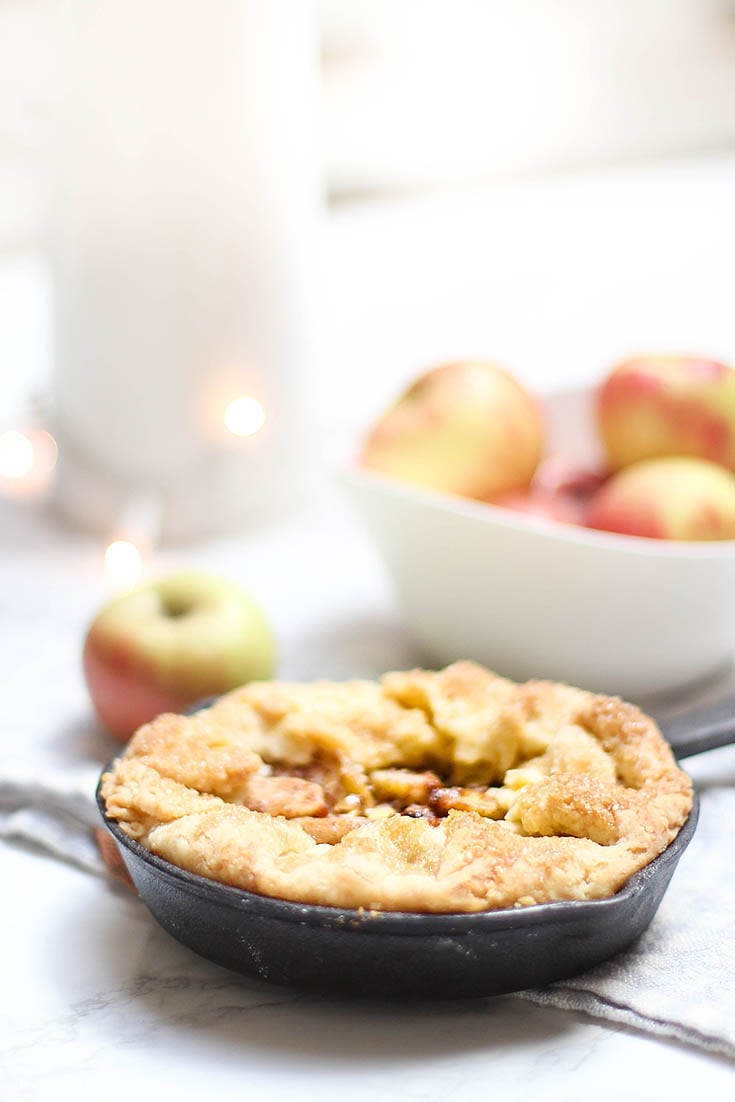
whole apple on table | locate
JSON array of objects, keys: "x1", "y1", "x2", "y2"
[
  {"x1": 359, "y1": 356, "x2": 735, "y2": 541},
  {"x1": 84, "y1": 570, "x2": 276, "y2": 742}
]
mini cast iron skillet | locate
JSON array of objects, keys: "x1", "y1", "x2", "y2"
[{"x1": 96, "y1": 694, "x2": 735, "y2": 998}]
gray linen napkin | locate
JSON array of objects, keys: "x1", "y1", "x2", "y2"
[
  {"x1": 0, "y1": 766, "x2": 107, "y2": 877},
  {"x1": 518, "y1": 784, "x2": 735, "y2": 1059},
  {"x1": 1, "y1": 764, "x2": 733, "y2": 1057}
]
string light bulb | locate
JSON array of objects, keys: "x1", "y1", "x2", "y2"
[
  {"x1": 104, "y1": 539, "x2": 143, "y2": 589},
  {"x1": 104, "y1": 494, "x2": 161, "y2": 589},
  {"x1": 0, "y1": 428, "x2": 58, "y2": 498},
  {"x1": 224, "y1": 396, "x2": 266, "y2": 438},
  {"x1": 0, "y1": 431, "x2": 35, "y2": 479}
]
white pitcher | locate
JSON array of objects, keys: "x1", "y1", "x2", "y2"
[{"x1": 50, "y1": 0, "x2": 322, "y2": 539}]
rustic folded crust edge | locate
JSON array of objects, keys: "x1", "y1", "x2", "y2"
[{"x1": 100, "y1": 661, "x2": 692, "y2": 914}]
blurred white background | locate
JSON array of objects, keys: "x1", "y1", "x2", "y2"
[
  {"x1": 3, "y1": 0, "x2": 735, "y2": 229},
  {"x1": 1, "y1": 0, "x2": 735, "y2": 529},
  {"x1": 320, "y1": 0, "x2": 735, "y2": 196}
]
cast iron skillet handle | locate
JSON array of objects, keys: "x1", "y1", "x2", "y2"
[{"x1": 660, "y1": 692, "x2": 735, "y2": 760}]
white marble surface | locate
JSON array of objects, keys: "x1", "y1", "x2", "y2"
[{"x1": 3, "y1": 158, "x2": 735, "y2": 1098}]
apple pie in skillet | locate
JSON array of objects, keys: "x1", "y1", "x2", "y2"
[{"x1": 101, "y1": 661, "x2": 692, "y2": 914}]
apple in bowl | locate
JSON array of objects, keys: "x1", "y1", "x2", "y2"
[
  {"x1": 586, "y1": 457, "x2": 735, "y2": 541},
  {"x1": 597, "y1": 355, "x2": 735, "y2": 470},
  {"x1": 83, "y1": 570, "x2": 276, "y2": 741},
  {"x1": 359, "y1": 360, "x2": 544, "y2": 503},
  {"x1": 494, "y1": 457, "x2": 610, "y2": 527}
]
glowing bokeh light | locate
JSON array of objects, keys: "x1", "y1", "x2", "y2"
[
  {"x1": 0, "y1": 431, "x2": 34, "y2": 479},
  {"x1": 224, "y1": 396, "x2": 266, "y2": 438},
  {"x1": 104, "y1": 540, "x2": 143, "y2": 589}
]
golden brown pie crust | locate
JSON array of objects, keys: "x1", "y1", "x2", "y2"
[{"x1": 101, "y1": 662, "x2": 692, "y2": 913}]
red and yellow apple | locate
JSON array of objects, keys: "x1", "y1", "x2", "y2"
[
  {"x1": 359, "y1": 360, "x2": 544, "y2": 502},
  {"x1": 585, "y1": 456, "x2": 735, "y2": 541},
  {"x1": 597, "y1": 355, "x2": 735, "y2": 471},
  {"x1": 83, "y1": 570, "x2": 276, "y2": 741}
]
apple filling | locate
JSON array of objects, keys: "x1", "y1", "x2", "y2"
[
  {"x1": 101, "y1": 661, "x2": 692, "y2": 914},
  {"x1": 232, "y1": 761, "x2": 518, "y2": 844}
]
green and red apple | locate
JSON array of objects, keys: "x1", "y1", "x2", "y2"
[
  {"x1": 359, "y1": 360, "x2": 544, "y2": 502},
  {"x1": 597, "y1": 355, "x2": 735, "y2": 471},
  {"x1": 83, "y1": 570, "x2": 276, "y2": 741},
  {"x1": 585, "y1": 456, "x2": 735, "y2": 541}
]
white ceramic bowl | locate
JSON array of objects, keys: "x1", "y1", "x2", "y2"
[{"x1": 345, "y1": 387, "x2": 735, "y2": 700}]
